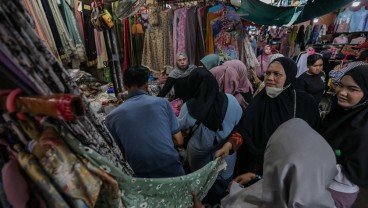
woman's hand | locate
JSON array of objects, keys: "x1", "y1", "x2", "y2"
[
  {"x1": 191, "y1": 192, "x2": 203, "y2": 208},
  {"x1": 234, "y1": 173, "x2": 256, "y2": 185},
  {"x1": 215, "y1": 142, "x2": 233, "y2": 159}
]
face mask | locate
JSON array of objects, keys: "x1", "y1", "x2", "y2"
[
  {"x1": 265, "y1": 87, "x2": 284, "y2": 98},
  {"x1": 265, "y1": 84, "x2": 291, "y2": 98}
]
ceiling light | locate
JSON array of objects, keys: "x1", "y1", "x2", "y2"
[
  {"x1": 352, "y1": 1, "x2": 361, "y2": 7},
  {"x1": 313, "y1": 18, "x2": 319, "y2": 23}
]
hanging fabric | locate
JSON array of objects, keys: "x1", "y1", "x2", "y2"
[
  {"x1": 60, "y1": 0, "x2": 87, "y2": 63},
  {"x1": 0, "y1": 0, "x2": 133, "y2": 174}
]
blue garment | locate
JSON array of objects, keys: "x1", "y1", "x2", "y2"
[
  {"x1": 178, "y1": 94, "x2": 242, "y2": 180},
  {"x1": 349, "y1": 8, "x2": 368, "y2": 32},
  {"x1": 106, "y1": 90, "x2": 184, "y2": 178},
  {"x1": 310, "y1": 24, "x2": 319, "y2": 44}
]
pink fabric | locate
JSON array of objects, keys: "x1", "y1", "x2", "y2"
[
  {"x1": 211, "y1": 60, "x2": 253, "y2": 108},
  {"x1": 177, "y1": 8, "x2": 188, "y2": 55},
  {"x1": 2, "y1": 159, "x2": 29, "y2": 208},
  {"x1": 173, "y1": 10, "x2": 178, "y2": 64},
  {"x1": 23, "y1": 0, "x2": 50, "y2": 49},
  {"x1": 170, "y1": 98, "x2": 183, "y2": 117},
  {"x1": 75, "y1": 1, "x2": 85, "y2": 42},
  {"x1": 328, "y1": 188, "x2": 358, "y2": 208}
]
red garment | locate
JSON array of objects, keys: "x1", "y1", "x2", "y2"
[{"x1": 123, "y1": 19, "x2": 132, "y2": 72}]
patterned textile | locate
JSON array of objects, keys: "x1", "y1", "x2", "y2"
[
  {"x1": 59, "y1": 0, "x2": 86, "y2": 62},
  {"x1": 0, "y1": 0, "x2": 133, "y2": 174},
  {"x1": 15, "y1": 145, "x2": 70, "y2": 208},
  {"x1": 142, "y1": 8, "x2": 173, "y2": 77},
  {"x1": 31, "y1": 128, "x2": 102, "y2": 207},
  {"x1": 329, "y1": 61, "x2": 368, "y2": 85},
  {"x1": 43, "y1": 119, "x2": 124, "y2": 207},
  {"x1": 121, "y1": 158, "x2": 226, "y2": 207}
]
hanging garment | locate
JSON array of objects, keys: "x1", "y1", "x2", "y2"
[
  {"x1": 349, "y1": 7, "x2": 368, "y2": 32},
  {"x1": 242, "y1": 35, "x2": 260, "y2": 73},
  {"x1": 310, "y1": 24, "x2": 320, "y2": 45},
  {"x1": 205, "y1": 12, "x2": 222, "y2": 54},
  {"x1": 318, "y1": 24, "x2": 327, "y2": 40},
  {"x1": 304, "y1": 25, "x2": 312, "y2": 45},
  {"x1": 142, "y1": 9, "x2": 173, "y2": 77},
  {"x1": 335, "y1": 8, "x2": 354, "y2": 33},
  {"x1": 60, "y1": 0, "x2": 86, "y2": 62},
  {"x1": 177, "y1": 8, "x2": 188, "y2": 56},
  {"x1": 39, "y1": 0, "x2": 64, "y2": 57},
  {"x1": 74, "y1": 1, "x2": 85, "y2": 43},
  {"x1": 123, "y1": 18, "x2": 133, "y2": 71},
  {"x1": 185, "y1": 6, "x2": 199, "y2": 65},
  {"x1": 47, "y1": 0, "x2": 77, "y2": 64},
  {"x1": 121, "y1": 158, "x2": 226, "y2": 207},
  {"x1": 130, "y1": 15, "x2": 144, "y2": 66},
  {"x1": 22, "y1": 0, "x2": 59, "y2": 59},
  {"x1": 82, "y1": 5, "x2": 97, "y2": 64}
]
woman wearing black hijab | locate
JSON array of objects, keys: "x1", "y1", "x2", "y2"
[
  {"x1": 226, "y1": 57, "x2": 320, "y2": 178},
  {"x1": 178, "y1": 67, "x2": 242, "y2": 205},
  {"x1": 319, "y1": 65, "x2": 368, "y2": 207}
]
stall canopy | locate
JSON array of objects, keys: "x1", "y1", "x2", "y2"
[{"x1": 237, "y1": 0, "x2": 354, "y2": 26}]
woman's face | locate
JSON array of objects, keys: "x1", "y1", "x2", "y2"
[
  {"x1": 308, "y1": 59, "x2": 323, "y2": 75},
  {"x1": 264, "y1": 46, "x2": 271, "y2": 55},
  {"x1": 177, "y1": 55, "x2": 188, "y2": 70},
  {"x1": 336, "y1": 75, "x2": 365, "y2": 108},
  {"x1": 265, "y1": 62, "x2": 286, "y2": 88}
]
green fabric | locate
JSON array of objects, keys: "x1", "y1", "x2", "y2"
[
  {"x1": 200, "y1": 54, "x2": 221, "y2": 70},
  {"x1": 237, "y1": 0, "x2": 354, "y2": 26},
  {"x1": 121, "y1": 158, "x2": 226, "y2": 207}
]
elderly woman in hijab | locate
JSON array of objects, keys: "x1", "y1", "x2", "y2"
[
  {"x1": 210, "y1": 60, "x2": 254, "y2": 108},
  {"x1": 178, "y1": 67, "x2": 242, "y2": 205},
  {"x1": 319, "y1": 65, "x2": 368, "y2": 207},
  {"x1": 255, "y1": 45, "x2": 272, "y2": 79},
  {"x1": 220, "y1": 118, "x2": 337, "y2": 208},
  {"x1": 253, "y1": 53, "x2": 284, "y2": 96},
  {"x1": 200, "y1": 54, "x2": 222, "y2": 70},
  {"x1": 157, "y1": 52, "x2": 196, "y2": 102},
  {"x1": 216, "y1": 57, "x2": 320, "y2": 177}
]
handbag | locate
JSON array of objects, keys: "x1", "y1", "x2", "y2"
[
  {"x1": 132, "y1": 15, "x2": 144, "y2": 34},
  {"x1": 100, "y1": 9, "x2": 114, "y2": 29},
  {"x1": 182, "y1": 120, "x2": 201, "y2": 148}
]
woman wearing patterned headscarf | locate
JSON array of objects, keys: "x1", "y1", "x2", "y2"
[{"x1": 157, "y1": 52, "x2": 196, "y2": 102}]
